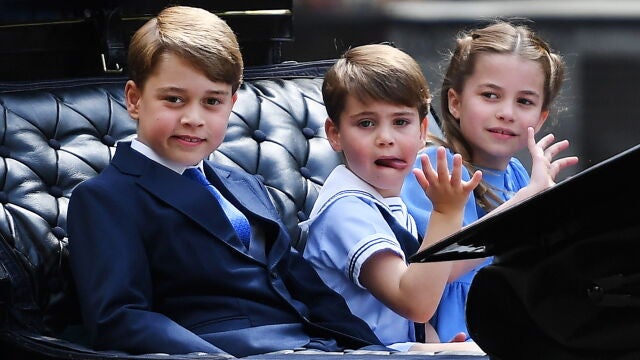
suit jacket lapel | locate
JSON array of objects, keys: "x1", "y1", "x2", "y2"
[
  {"x1": 204, "y1": 165, "x2": 268, "y2": 220},
  {"x1": 112, "y1": 142, "x2": 248, "y2": 253},
  {"x1": 203, "y1": 163, "x2": 291, "y2": 265}
]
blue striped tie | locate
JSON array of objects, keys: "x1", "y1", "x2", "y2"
[{"x1": 183, "y1": 167, "x2": 251, "y2": 248}]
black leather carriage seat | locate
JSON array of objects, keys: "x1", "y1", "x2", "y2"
[{"x1": 0, "y1": 60, "x2": 443, "y2": 358}]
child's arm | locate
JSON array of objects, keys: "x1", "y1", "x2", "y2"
[
  {"x1": 68, "y1": 182, "x2": 225, "y2": 355},
  {"x1": 450, "y1": 128, "x2": 578, "y2": 281},
  {"x1": 359, "y1": 147, "x2": 482, "y2": 322},
  {"x1": 414, "y1": 146, "x2": 487, "y2": 284}
]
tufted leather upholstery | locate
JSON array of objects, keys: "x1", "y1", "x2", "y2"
[
  {"x1": 0, "y1": 60, "x2": 444, "y2": 358},
  {"x1": 211, "y1": 73, "x2": 342, "y2": 244}
]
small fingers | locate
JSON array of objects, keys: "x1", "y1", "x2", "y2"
[
  {"x1": 436, "y1": 146, "x2": 450, "y2": 181},
  {"x1": 413, "y1": 155, "x2": 432, "y2": 190},
  {"x1": 449, "y1": 332, "x2": 468, "y2": 343},
  {"x1": 544, "y1": 139, "x2": 570, "y2": 160},
  {"x1": 536, "y1": 132, "x2": 555, "y2": 150},
  {"x1": 424, "y1": 151, "x2": 437, "y2": 174},
  {"x1": 449, "y1": 153, "x2": 463, "y2": 185},
  {"x1": 526, "y1": 127, "x2": 538, "y2": 154},
  {"x1": 464, "y1": 169, "x2": 483, "y2": 192},
  {"x1": 551, "y1": 156, "x2": 579, "y2": 175},
  {"x1": 412, "y1": 167, "x2": 429, "y2": 191},
  {"x1": 421, "y1": 151, "x2": 439, "y2": 184}
]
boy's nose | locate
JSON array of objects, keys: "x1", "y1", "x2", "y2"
[
  {"x1": 181, "y1": 107, "x2": 205, "y2": 126},
  {"x1": 376, "y1": 129, "x2": 395, "y2": 146}
]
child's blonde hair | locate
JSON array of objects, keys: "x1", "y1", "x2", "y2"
[
  {"x1": 436, "y1": 21, "x2": 566, "y2": 212},
  {"x1": 127, "y1": 6, "x2": 243, "y2": 93},
  {"x1": 322, "y1": 44, "x2": 431, "y2": 125}
]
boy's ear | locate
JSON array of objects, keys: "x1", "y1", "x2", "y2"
[
  {"x1": 325, "y1": 118, "x2": 342, "y2": 152},
  {"x1": 420, "y1": 117, "x2": 428, "y2": 143},
  {"x1": 125, "y1": 80, "x2": 141, "y2": 120},
  {"x1": 534, "y1": 109, "x2": 550, "y2": 132},
  {"x1": 447, "y1": 88, "x2": 461, "y2": 120}
]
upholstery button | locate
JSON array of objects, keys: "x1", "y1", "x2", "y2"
[
  {"x1": 48, "y1": 139, "x2": 60, "y2": 150},
  {"x1": 252, "y1": 129, "x2": 267, "y2": 142},
  {"x1": 49, "y1": 186, "x2": 63, "y2": 198},
  {"x1": 51, "y1": 226, "x2": 67, "y2": 239},
  {"x1": 102, "y1": 135, "x2": 116, "y2": 147},
  {"x1": 0, "y1": 191, "x2": 8, "y2": 204},
  {"x1": 299, "y1": 167, "x2": 310, "y2": 179},
  {"x1": 302, "y1": 127, "x2": 315, "y2": 139},
  {"x1": 0, "y1": 146, "x2": 9, "y2": 157}
]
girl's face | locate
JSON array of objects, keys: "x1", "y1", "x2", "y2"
[
  {"x1": 448, "y1": 53, "x2": 549, "y2": 170},
  {"x1": 326, "y1": 94, "x2": 426, "y2": 197}
]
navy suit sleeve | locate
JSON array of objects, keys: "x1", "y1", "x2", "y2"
[{"x1": 67, "y1": 177, "x2": 224, "y2": 355}]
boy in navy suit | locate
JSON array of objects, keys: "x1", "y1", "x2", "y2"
[{"x1": 67, "y1": 6, "x2": 383, "y2": 357}]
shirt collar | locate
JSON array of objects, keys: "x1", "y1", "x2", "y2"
[
  {"x1": 310, "y1": 165, "x2": 402, "y2": 217},
  {"x1": 130, "y1": 138, "x2": 203, "y2": 174}
]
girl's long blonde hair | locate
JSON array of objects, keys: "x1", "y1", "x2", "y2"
[{"x1": 434, "y1": 20, "x2": 566, "y2": 212}]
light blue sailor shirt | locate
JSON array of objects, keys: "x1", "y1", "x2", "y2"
[{"x1": 301, "y1": 165, "x2": 420, "y2": 352}]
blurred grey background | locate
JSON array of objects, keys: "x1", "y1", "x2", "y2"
[{"x1": 282, "y1": 0, "x2": 640, "y2": 181}]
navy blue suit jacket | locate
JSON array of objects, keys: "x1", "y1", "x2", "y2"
[{"x1": 68, "y1": 142, "x2": 382, "y2": 357}]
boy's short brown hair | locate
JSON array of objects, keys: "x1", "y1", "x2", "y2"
[
  {"x1": 322, "y1": 44, "x2": 431, "y2": 124},
  {"x1": 127, "y1": 6, "x2": 243, "y2": 92}
]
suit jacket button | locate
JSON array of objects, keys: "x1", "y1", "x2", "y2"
[{"x1": 270, "y1": 271, "x2": 278, "y2": 279}]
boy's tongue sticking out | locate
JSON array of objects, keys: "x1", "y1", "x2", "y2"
[{"x1": 375, "y1": 158, "x2": 406, "y2": 169}]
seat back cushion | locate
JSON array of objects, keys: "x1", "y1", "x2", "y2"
[
  {"x1": 0, "y1": 59, "x2": 443, "y2": 339},
  {"x1": 0, "y1": 61, "x2": 338, "y2": 337}
]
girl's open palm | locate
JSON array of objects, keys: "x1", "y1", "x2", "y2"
[
  {"x1": 526, "y1": 127, "x2": 579, "y2": 191},
  {"x1": 489, "y1": 127, "x2": 580, "y2": 216}
]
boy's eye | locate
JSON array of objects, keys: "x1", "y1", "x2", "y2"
[
  {"x1": 394, "y1": 119, "x2": 409, "y2": 126},
  {"x1": 205, "y1": 98, "x2": 222, "y2": 106},
  {"x1": 358, "y1": 119, "x2": 374, "y2": 128},
  {"x1": 166, "y1": 96, "x2": 183, "y2": 103}
]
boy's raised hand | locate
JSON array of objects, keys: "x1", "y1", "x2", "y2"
[
  {"x1": 412, "y1": 146, "x2": 482, "y2": 215},
  {"x1": 526, "y1": 127, "x2": 579, "y2": 191}
]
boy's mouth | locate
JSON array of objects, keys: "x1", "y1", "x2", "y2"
[
  {"x1": 374, "y1": 158, "x2": 406, "y2": 169},
  {"x1": 176, "y1": 135, "x2": 204, "y2": 143}
]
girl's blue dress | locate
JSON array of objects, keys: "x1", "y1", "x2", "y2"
[{"x1": 401, "y1": 145, "x2": 529, "y2": 342}]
